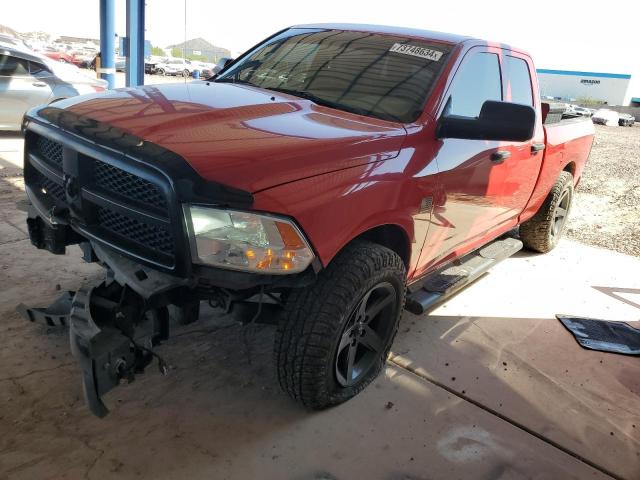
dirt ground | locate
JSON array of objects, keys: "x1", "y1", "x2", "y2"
[
  {"x1": 1, "y1": 125, "x2": 640, "y2": 479},
  {"x1": 567, "y1": 124, "x2": 640, "y2": 256}
]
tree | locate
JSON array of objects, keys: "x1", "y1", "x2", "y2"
[
  {"x1": 171, "y1": 48, "x2": 184, "y2": 58},
  {"x1": 151, "y1": 46, "x2": 165, "y2": 56}
]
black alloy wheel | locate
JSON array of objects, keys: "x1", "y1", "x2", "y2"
[
  {"x1": 335, "y1": 282, "x2": 397, "y2": 387},
  {"x1": 275, "y1": 240, "x2": 406, "y2": 409}
]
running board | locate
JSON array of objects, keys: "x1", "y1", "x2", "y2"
[{"x1": 405, "y1": 237, "x2": 523, "y2": 315}]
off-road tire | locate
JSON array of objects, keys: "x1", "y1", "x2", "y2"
[
  {"x1": 275, "y1": 241, "x2": 406, "y2": 409},
  {"x1": 520, "y1": 171, "x2": 574, "y2": 253}
]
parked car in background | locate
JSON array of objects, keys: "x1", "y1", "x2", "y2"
[
  {"x1": 618, "y1": 113, "x2": 635, "y2": 127},
  {"x1": 190, "y1": 61, "x2": 215, "y2": 78},
  {"x1": 39, "y1": 48, "x2": 77, "y2": 64},
  {"x1": 0, "y1": 42, "x2": 107, "y2": 131},
  {"x1": 0, "y1": 34, "x2": 31, "y2": 49},
  {"x1": 144, "y1": 61, "x2": 158, "y2": 75},
  {"x1": 562, "y1": 104, "x2": 580, "y2": 119},
  {"x1": 572, "y1": 105, "x2": 592, "y2": 117},
  {"x1": 592, "y1": 109, "x2": 619, "y2": 126},
  {"x1": 155, "y1": 57, "x2": 192, "y2": 77},
  {"x1": 73, "y1": 55, "x2": 95, "y2": 69}
]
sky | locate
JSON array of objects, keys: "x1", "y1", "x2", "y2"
[{"x1": 3, "y1": 0, "x2": 639, "y2": 94}]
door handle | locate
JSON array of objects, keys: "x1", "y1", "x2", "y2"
[
  {"x1": 490, "y1": 150, "x2": 511, "y2": 164},
  {"x1": 531, "y1": 143, "x2": 545, "y2": 154},
  {"x1": 32, "y1": 82, "x2": 47, "y2": 87}
]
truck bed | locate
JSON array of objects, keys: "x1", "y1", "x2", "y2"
[{"x1": 520, "y1": 115, "x2": 595, "y2": 221}]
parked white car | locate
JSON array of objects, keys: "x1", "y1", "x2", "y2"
[
  {"x1": 572, "y1": 105, "x2": 593, "y2": 117},
  {"x1": 155, "y1": 57, "x2": 192, "y2": 77},
  {"x1": 0, "y1": 41, "x2": 107, "y2": 131},
  {"x1": 591, "y1": 109, "x2": 619, "y2": 126}
]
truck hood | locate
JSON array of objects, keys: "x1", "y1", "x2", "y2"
[{"x1": 55, "y1": 82, "x2": 407, "y2": 193}]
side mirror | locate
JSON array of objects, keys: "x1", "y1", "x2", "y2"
[{"x1": 437, "y1": 100, "x2": 536, "y2": 142}]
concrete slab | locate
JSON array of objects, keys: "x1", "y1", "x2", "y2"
[
  {"x1": 0, "y1": 133, "x2": 24, "y2": 171},
  {"x1": 392, "y1": 241, "x2": 640, "y2": 479},
  {"x1": 0, "y1": 314, "x2": 608, "y2": 480}
]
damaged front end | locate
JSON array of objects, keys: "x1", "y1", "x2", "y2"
[
  {"x1": 19, "y1": 106, "x2": 318, "y2": 416},
  {"x1": 19, "y1": 243, "x2": 200, "y2": 417},
  {"x1": 19, "y1": 104, "x2": 321, "y2": 417}
]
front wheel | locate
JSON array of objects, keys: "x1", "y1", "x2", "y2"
[
  {"x1": 520, "y1": 171, "x2": 574, "y2": 253},
  {"x1": 275, "y1": 241, "x2": 406, "y2": 409}
]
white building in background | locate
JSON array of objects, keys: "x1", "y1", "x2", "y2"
[{"x1": 537, "y1": 69, "x2": 632, "y2": 106}]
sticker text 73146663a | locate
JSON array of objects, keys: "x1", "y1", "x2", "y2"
[{"x1": 389, "y1": 43, "x2": 443, "y2": 61}]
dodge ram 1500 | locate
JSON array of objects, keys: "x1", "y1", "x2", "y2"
[{"x1": 20, "y1": 23, "x2": 594, "y2": 416}]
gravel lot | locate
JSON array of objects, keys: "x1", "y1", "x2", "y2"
[{"x1": 567, "y1": 123, "x2": 640, "y2": 257}]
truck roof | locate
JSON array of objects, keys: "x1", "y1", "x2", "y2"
[{"x1": 291, "y1": 23, "x2": 475, "y2": 46}]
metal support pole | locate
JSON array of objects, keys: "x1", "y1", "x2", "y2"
[
  {"x1": 99, "y1": 0, "x2": 116, "y2": 89},
  {"x1": 126, "y1": 0, "x2": 145, "y2": 87}
]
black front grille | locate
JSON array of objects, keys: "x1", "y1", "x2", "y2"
[
  {"x1": 36, "y1": 136, "x2": 63, "y2": 170},
  {"x1": 32, "y1": 170, "x2": 65, "y2": 204},
  {"x1": 94, "y1": 160, "x2": 168, "y2": 211},
  {"x1": 26, "y1": 131, "x2": 177, "y2": 268},
  {"x1": 41, "y1": 178, "x2": 66, "y2": 203},
  {"x1": 97, "y1": 207, "x2": 173, "y2": 255}
]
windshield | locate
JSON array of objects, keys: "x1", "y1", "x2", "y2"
[{"x1": 216, "y1": 28, "x2": 452, "y2": 123}]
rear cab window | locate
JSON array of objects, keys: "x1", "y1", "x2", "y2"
[{"x1": 504, "y1": 55, "x2": 533, "y2": 106}]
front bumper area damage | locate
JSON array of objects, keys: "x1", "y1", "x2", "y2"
[
  {"x1": 19, "y1": 105, "x2": 319, "y2": 417},
  {"x1": 19, "y1": 243, "x2": 193, "y2": 417}
]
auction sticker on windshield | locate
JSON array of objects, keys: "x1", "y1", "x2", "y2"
[{"x1": 389, "y1": 43, "x2": 443, "y2": 61}]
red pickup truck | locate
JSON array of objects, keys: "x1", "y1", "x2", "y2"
[{"x1": 21, "y1": 24, "x2": 594, "y2": 416}]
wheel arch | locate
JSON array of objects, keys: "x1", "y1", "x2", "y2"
[
  {"x1": 563, "y1": 161, "x2": 576, "y2": 177},
  {"x1": 344, "y1": 223, "x2": 411, "y2": 269}
]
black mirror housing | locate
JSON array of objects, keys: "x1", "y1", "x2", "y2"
[{"x1": 437, "y1": 100, "x2": 536, "y2": 142}]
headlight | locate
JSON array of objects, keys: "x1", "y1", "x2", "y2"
[{"x1": 184, "y1": 205, "x2": 315, "y2": 274}]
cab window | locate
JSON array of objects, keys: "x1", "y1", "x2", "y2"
[
  {"x1": 505, "y1": 55, "x2": 533, "y2": 106},
  {"x1": 444, "y1": 52, "x2": 502, "y2": 118}
]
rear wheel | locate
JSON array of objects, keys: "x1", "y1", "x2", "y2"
[
  {"x1": 275, "y1": 241, "x2": 406, "y2": 409},
  {"x1": 520, "y1": 171, "x2": 574, "y2": 253}
]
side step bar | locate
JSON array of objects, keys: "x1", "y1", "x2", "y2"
[{"x1": 405, "y1": 237, "x2": 523, "y2": 315}]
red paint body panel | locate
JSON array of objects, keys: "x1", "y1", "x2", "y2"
[
  {"x1": 52, "y1": 25, "x2": 594, "y2": 282},
  {"x1": 520, "y1": 119, "x2": 595, "y2": 221},
  {"x1": 60, "y1": 83, "x2": 406, "y2": 193}
]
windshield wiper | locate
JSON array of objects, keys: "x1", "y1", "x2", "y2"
[
  {"x1": 215, "y1": 77, "x2": 256, "y2": 87},
  {"x1": 267, "y1": 87, "x2": 371, "y2": 117}
]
